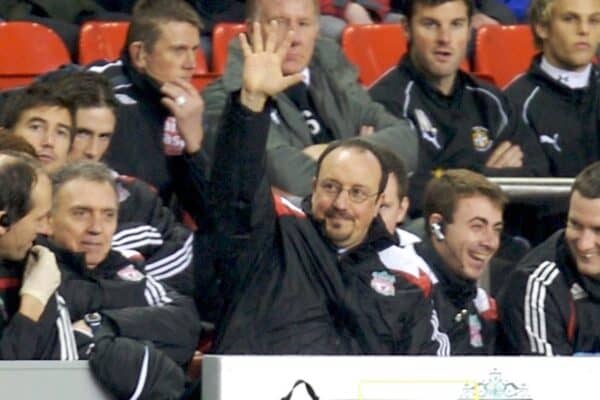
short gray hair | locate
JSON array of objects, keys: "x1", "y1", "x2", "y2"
[{"x1": 51, "y1": 161, "x2": 118, "y2": 207}]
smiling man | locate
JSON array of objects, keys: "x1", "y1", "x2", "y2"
[
  {"x1": 203, "y1": 0, "x2": 417, "y2": 197},
  {"x1": 414, "y1": 169, "x2": 505, "y2": 354},
  {"x1": 210, "y1": 22, "x2": 445, "y2": 355},
  {"x1": 499, "y1": 161, "x2": 600, "y2": 355},
  {"x1": 370, "y1": 0, "x2": 548, "y2": 216}
]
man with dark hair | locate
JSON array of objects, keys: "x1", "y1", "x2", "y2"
[
  {"x1": 414, "y1": 169, "x2": 505, "y2": 354},
  {"x1": 0, "y1": 152, "x2": 70, "y2": 359},
  {"x1": 88, "y1": 0, "x2": 207, "y2": 214},
  {"x1": 505, "y1": 0, "x2": 600, "y2": 178},
  {"x1": 0, "y1": 82, "x2": 74, "y2": 173},
  {"x1": 2, "y1": 74, "x2": 196, "y2": 294},
  {"x1": 55, "y1": 71, "x2": 195, "y2": 295},
  {"x1": 210, "y1": 23, "x2": 444, "y2": 355},
  {"x1": 499, "y1": 161, "x2": 600, "y2": 355},
  {"x1": 203, "y1": 0, "x2": 418, "y2": 197},
  {"x1": 370, "y1": 0, "x2": 548, "y2": 216}
]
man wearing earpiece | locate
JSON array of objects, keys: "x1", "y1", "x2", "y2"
[
  {"x1": 0, "y1": 151, "x2": 68, "y2": 359},
  {"x1": 414, "y1": 169, "x2": 505, "y2": 354}
]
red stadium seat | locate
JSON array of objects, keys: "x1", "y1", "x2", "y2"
[
  {"x1": 473, "y1": 24, "x2": 536, "y2": 88},
  {"x1": 212, "y1": 23, "x2": 246, "y2": 74},
  {"x1": 79, "y1": 21, "x2": 209, "y2": 88},
  {"x1": 0, "y1": 22, "x2": 71, "y2": 90},
  {"x1": 342, "y1": 23, "x2": 470, "y2": 87},
  {"x1": 78, "y1": 21, "x2": 129, "y2": 65},
  {"x1": 341, "y1": 24, "x2": 408, "y2": 87}
]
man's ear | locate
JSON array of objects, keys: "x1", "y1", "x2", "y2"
[
  {"x1": 402, "y1": 18, "x2": 411, "y2": 42},
  {"x1": 397, "y1": 196, "x2": 410, "y2": 224},
  {"x1": 428, "y1": 212, "x2": 443, "y2": 227},
  {"x1": 129, "y1": 41, "x2": 147, "y2": 70},
  {"x1": 534, "y1": 22, "x2": 549, "y2": 42},
  {"x1": 374, "y1": 191, "x2": 386, "y2": 217}
]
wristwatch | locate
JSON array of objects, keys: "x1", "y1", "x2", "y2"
[{"x1": 84, "y1": 312, "x2": 102, "y2": 336}]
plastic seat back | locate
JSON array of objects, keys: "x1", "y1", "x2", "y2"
[
  {"x1": 0, "y1": 22, "x2": 71, "y2": 90},
  {"x1": 473, "y1": 24, "x2": 536, "y2": 88},
  {"x1": 212, "y1": 23, "x2": 246, "y2": 74}
]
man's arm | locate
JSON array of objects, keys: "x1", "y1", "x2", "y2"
[
  {"x1": 1, "y1": 246, "x2": 62, "y2": 359},
  {"x1": 482, "y1": 95, "x2": 549, "y2": 177},
  {"x1": 498, "y1": 268, "x2": 573, "y2": 355},
  {"x1": 112, "y1": 178, "x2": 195, "y2": 295}
]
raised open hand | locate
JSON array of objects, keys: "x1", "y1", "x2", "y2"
[{"x1": 240, "y1": 20, "x2": 304, "y2": 111}]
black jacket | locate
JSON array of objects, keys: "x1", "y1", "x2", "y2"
[
  {"x1": 112, "y1": 173, "x2": 195, "y2": 295},
  {"x1": 416, "y1": 238, "x2": 498, "y2": 355},
  {"x1": 50, "y1": 242, "x2": 201, "y2": 365},
  {"x1": 370, "y1": 56, "x2": 549, "y2": 214},
  {"x1": 0, "y1": 259, "x2": 76, "y2": 360},
  {"x1": 498, "y1": 230, "x2": 600, "y2": 355},
  {"x1": 210, "y1": 95, "x2": 442, "y2": 355},
  {"x1": 88, "y1": 54, "x2": 210, "y2": 219},
  {"x1": 504, "y1": 55, "x2": 600, "y2": 177}
]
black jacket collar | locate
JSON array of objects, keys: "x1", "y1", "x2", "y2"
[
  {"x1": 400, "y1": 55, "x2": 468, "y2": 108},
  {"x1": 416, "y1": 236, "x2": 478, "y2": 308},
  {"x1": 39, "y1": 237, "x2": 132, "y2": 280},
  {"x1": 121, "y1": 52, "x2": 171, "y2": 119}
]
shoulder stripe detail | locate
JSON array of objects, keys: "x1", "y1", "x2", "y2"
[
  {"x1": 55, "y1": 293, "x2": 78, "y2": 360},
  {"x1": 524, "y1": 261, "x2": 560, "y2": 355},
  {"x1": 87, "y1": 60, "x2": 122, "y2": 73},
  {"x1": 129, "y1": 345, "x2": 150, "y2": 400},
  {"x1": 273, "y1": 194, "x2": 305, "y2": 218},
  {"x1": 112, "y1": 225, "x2": 164, "y2": 248},
  {"x1": 522, "y1": 86, "x2": 540, "y2": 126},
  {"x1": 144, "y1": 276, "x2": 172, "y2": 306},
  {"x1": 502, "y1": 72, "x2": 526, "y2": 90},
  {"x1": 431, "y1": 308, "x2": 451, "y2": 356},
  {"x1": 402, "y1": 81, "x2": 415, "y2": 119},
  {"x1": 115, "y1": 93, "x2": 137, "y2": 105},
  {"x1": 465, "y1": 85, "x2": 509, "y2": 137},
  {"x1": 145, "y1": 234, "x2": 194, "y2": 280}
]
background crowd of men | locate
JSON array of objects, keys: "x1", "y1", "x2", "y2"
[{"x1": 0, "y1": 0, "x2": 599, "y2": 398}]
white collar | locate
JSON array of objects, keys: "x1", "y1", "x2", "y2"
[
  {"x1": 540, "y1": 56, "x2": 591, "y2": 89},
  {"x1": 301, "y1": 68, "x2": 310, "y2": 86}
]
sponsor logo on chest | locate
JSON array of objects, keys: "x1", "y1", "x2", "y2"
[
  {"x1": 471, "y1": 126, "x2": 493, "y2": 152},
  {"x1": 370, "y1": 270, "x2": 396, "y2": 297}
]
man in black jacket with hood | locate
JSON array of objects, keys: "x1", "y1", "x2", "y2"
[
  {"x1": 88, "y1": 0, "x2": 207, "y2": 218},
  {"x1": 209, "y1": 21, "x2": 445, "y2": 355},
  {"x1": 499, "y1": 161, "x2": 600, "y2": 355},
  {"x1": 415, "y1": 169, "x2": 504, "y2": 354}
]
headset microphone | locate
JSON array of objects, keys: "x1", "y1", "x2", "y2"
[{"x1": 431, "y1": 222, "x2": 445, "y2": 241}]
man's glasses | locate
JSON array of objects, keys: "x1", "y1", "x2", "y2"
[{"x1": 317, "y1": 180, "x2": 378, "y2": 204}]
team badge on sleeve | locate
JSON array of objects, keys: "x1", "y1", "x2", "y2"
[
  {"x1": 370, "y1": 271, "x2": 396, "y2": 297},
  {"x1": 117, "y1": 265, "x2": 145, "y2": 282},
  {"x1": 471, "y1": 126, "x2": 493, "y2": 152}
]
